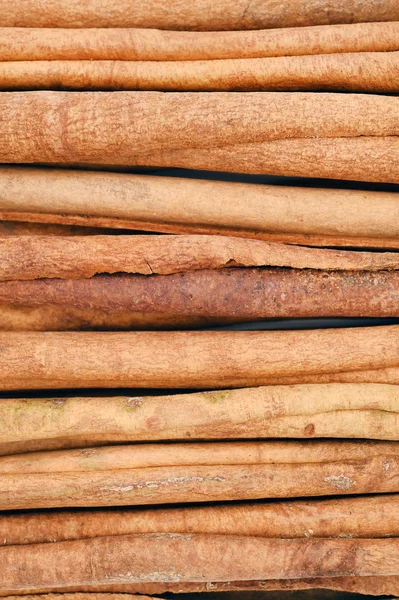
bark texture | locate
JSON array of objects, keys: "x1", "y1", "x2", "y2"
[
  {"x1": 1, "y1": 22, "x2": 399, "y2": 61},
  {"x1": 1, "y1": 268, "x2": 397, "y2": 319},
  {"x1": 0, "y1": 92, "x2": 398, "y2": 182},
  {"x1": 1, "y1": 494, "x2": 397, "y2": 546},
  {"x1": 0, "y1": 168, "x2": 397, "y2": 248},
  {"x1": 1, "y1": 383, "x2": 397, "y2": 455},
  {"x1": 1, "y1": 535, "x2": 399, "y2": 592},
  {"x1": 2, "y1": 235, "x2": 399, "y2": 281},
  {"x1": 0, "y1": 326, "x2": 397, "y2": 391},
  {"x1": 1, "y1": 0, "x2": 399, "y2": 30},
  {"x1": 2, "y1": 52, "x2": 399, "y2": 93}
]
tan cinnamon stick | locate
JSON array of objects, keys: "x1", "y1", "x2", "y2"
[
  {"x1": 0, "y1": 92, "x2": 398, "y2": 184},
  {"x1": 1, "y1": 535, "x2": 399, "y2": 592},
  {"x1": 1, "y1": 495, "x2": 397, "y2": 546},
  {"x1": 1, "y1": 23, "x2": 399, "y2": 61},
  {"x1": 0, "y1": 326, "x2": 397, "y2": 391},
  {"x1": 1, "y1": 449, "x2": 398, "y2": 509},
  {"x1": 1, "y1": 384, "x2": 397, "y2": 456},
  {"x1": 2, "y1": 235, "x2": 399, "y2": 281},
  {"x1": 2, "y1": 269, "x2": 397, "y2": 318},
  {"x1": 1, "y1": 0, "x2": 399, "y2": 30},
  {"x1": 2, "y1": 52, "x2": 399, "y2": 93},
  {"x1": 0, "y1": 168, "x2": 397, "y2": 248},
  {"x1": 1, "y1": 440, "x2": 395, "y2": 474}
]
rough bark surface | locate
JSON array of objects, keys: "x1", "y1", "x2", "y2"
[
  {"x1": 1, "y1": 383, "x2": 397, "y2": 455},
  {"x1": 0, "y1": 327, "x2": 397, "y2": 391},
  {"x1": 1, "y1": 23, "x2": 399, "y2": 61},
  {"x1": 1, "y1": 0, "x2": 399, "y2": 30}
]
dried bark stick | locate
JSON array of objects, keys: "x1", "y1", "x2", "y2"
[
  {"x1": 1, "y1": 0, "x2": 399, "y2": 30},
  {"x1": 1, "y1": 440, "x2": 395, "y2": 474},
  {"x1": 1, "y1": 453, "x2": 398, "y2": 509},
  {"x1": 2, "y1": 52, "x2": 399, "y2": 93},
  {"x1": 1, "y1": 384, "x2": 397, "y2": 456},
  {"x1": 2, "y1": 269, "x2": 397, "y2": 319},
  {"x1": 2, "y1": 23, "x2": 399, "y2": 61},
  {"x1": 1, "y1": 535, "x2": 399, "y2": 592},
  {"x1": 0, "y1": 326, "x2": 398, "y2": 391},
  {"x1": 1, "y1": 168, "x2": 397, "y2": 248},
  {"x1": 4, "y1": 235, "x2": 399, "y2": 281},
  {"x1": 1, "y1": 495, "x2": 397, "y2": 546},
  {"x1": 141, "y1": 136, "x2": 399, "y2": 184},
  {"x1": 0, "y1": 92, "x2": 398, "y2": 183}
]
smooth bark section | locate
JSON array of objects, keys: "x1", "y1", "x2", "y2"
[
  {"x1": 1, "y1": 0, "x2": 399, "y2": 30},
  {"x1": 140, "y1": 137, "x2": 399, "y2": 184},
  {"x1": 2, "y1": 53, "x2": 399, "y2": 93},
  {"x1": 1, "y1": 439, "x2": 396, "y2": 474},
  {"x1": 0, "y1": 326, "x2": 398, "y2": 390},
  {"x1": 1, "y1": 451, "x2": 398, "y2": 509},
  {"x1": 1, "y1": 495, "x2": 398, "y2": 546},
  {"x1": 0, "y1": 168, "x2": 397, "y2": 248},
  {"x1": 0, "y1": 92, "x2": 398, "y2": 168},
  {"x1": 1, "y1": 384, "x2": 397, "y2": 455},
  {"x1": 1, "y1": 23, "x2": 399, "y2": 61},
  {"x1": 3, "y1": 235, "x2": 399, "y2": 281},
  {"x1": 2, "y1": 535, "x2": 399, "y2": 592},
  {"x1": 1, "y1": 269, "x2": 397, "y2": 318}
]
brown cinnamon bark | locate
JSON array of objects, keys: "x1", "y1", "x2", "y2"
[
  {"x1": 2, "y1": 52, "x2": 399, "y2": 93},
  {"x1": 1, "y1": 439, "x2": 395, "y2": 474},
  {"x1": 1, "y1": 326, "x2": 398, "y2": 391},
  {"x1": 1, "y1": 447, "x2": 398, "y2": 509},
  {"x1": 1, "y1": 384, "x2": 397, "y2": 456},
  {"x1": 1, "y1": 168, "x2": 397, "y2": 248},
  {"x1": 1, "y1": 23, "x2": 399, "y2": 61},
  {"x1": 1, "y1": 0, "x2": 399, "y2": 29},
  {"x1": 0, "y1": 92, "x2": 398, "y2": 183},
  {"x1": 1, "y1": 494, "x2": 397, "y2": 546},
  {"x1": 2, "y1": 235, "x2": 399, "y2": 281},
  {"x1": 1, "y1": 269, "x2": 397, "y2": 319},
  {"x1": 1, "y1": 535, "x2": 399, "y2": 592}
]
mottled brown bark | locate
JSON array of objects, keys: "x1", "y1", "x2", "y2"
[
  {"x1": 2, "y1": 23, "x2": 399, "y2": 61},
  {"x1": 1, "y1": 535, "x2": 399, "y2": 592},
  {"x1": 2, "y1": 235, "x2": 399, "y2": 281},
  {"x1": 0, "y1": 93, "x2": 398, "y2": 184},
  {"x1": 1, "y1": 269, "x2": 397, "y2": 319},
  {"x1": 1, "y1": 0, "x2": 399, "y2": 30},
  {"x1": 1, "y1": 327, "x2": 398, "y2": 391},
  {"x1": 1, "y1": 168, "x2": 397, "y2": 248},
  {"x1": 1, "y1": 495, "x2": 397, "y2": 546},
  {"x1": 1, "y1": 384, "x2": 397, "y2": 455}
]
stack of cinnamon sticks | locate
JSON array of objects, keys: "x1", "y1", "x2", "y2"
[{"x1": 0, "y1": 2, "x2": 398, "y2": 600}]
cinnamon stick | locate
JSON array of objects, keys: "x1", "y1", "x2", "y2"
[
  {"x1": 0, "y1": 327, "x2": 397, "y2": 391},
  {"x1": 1, "y1": 384, "x2": 397, "y2": 456},
  {"x1": 1, "y1": 23, "x2": 399, "y2": 61},
  {"x1": 2, "y1": 235, "x2": 399, "y2": 281},
  {"x1": 0, "y1": 168, "x2": 397, "y2": 248},
  {"x1": 1, "y1": 0, "x2": 398, "y2": 30},
  {"x1": 1, "y1": 445, "x2": 397, "y2": 509},
  {"x1": 2, "y1": 52, "x2": 398, "y2": 93},
  {"x1": 2, "y1": 269, "x2": 397, "y2": 319},
  {"x1": 1, "y1": 494, "x2": 397, "y2": 545},
  {"x1": 0, "y1": 92, "x2": 398, "y2": 183},
  {"x1": 1, "y1": 535, "x2": 399, "y2": 592}
]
